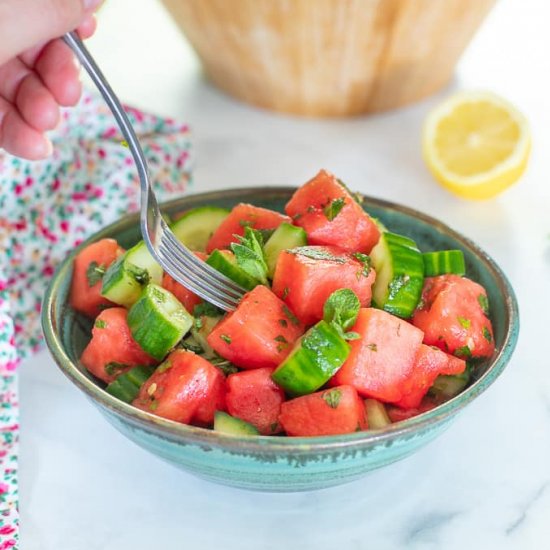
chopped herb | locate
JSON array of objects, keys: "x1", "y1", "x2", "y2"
[
  {"x1": 457, "y1": 316, "x2": 471, "y2": 329},
  {"x1": 104, "y1": 362, "x2": 128, "y2": 377},
  {"x1": 121, "y1": 140, "x2": 129, "y2": 148},
  {"x1": 291, "y1": 247, "x2": 346, "y2": 263},
  {"x1": 343, "y1": 331, "x2": 360, "y2": 341},
  {"x1": 210, "y1": 356, "x2": 239, "y2": 376},
  {"x1": 150, "y1": 400, "x2": 159, "y2": 411},
  {"x1": 292, "y1": 213, "x2": 302, "y2": 221},
  {"x1": 178, "y1": 337, "x2": 203, "y2": 354},
  {"x1": 352, "y1": 252, "x2": 372, "y2": 278},
  {"x1": 478, "y1": 294, "x2": 489, "y2": 315},
  {"x1": 193, "y1": 316, "x2": 204, "y2": 330},
  {"x1": 367, "y1": 343, "x2": 378, "y2": 351},
  {"x1": 128, "y1": 263, "x2": 150, "y2": 285},
  {"x1": 455, "y1": 345, "x2": 472, "y2": 358},
  {"x1": 388, "y1": 274, "x2": 409, "y2": 300},
  {"x1": 282, "y1": 305, "x2": 300, "y2": 326},
  {"x1": 193, "y1": 302, "x2": 221, "y2": 318},
  {"x1": 337, "y1": 178, "x2": 364, "y2": 204},
  {"x1": 322, "y1": 388, "x2": 342, "y2": 409},
  {"x1": 323, "y1": 288, "x2": 360, "y2": 331},
  {"x1": 239, "y1": 219, "x2": 254, "y2": 228},
  {"x1": 307, "y1": 205, "x2": 316, "y2": 213},
  {"x1": 482, "y1": 326, "x2": 493, "y2": 343},
  {"x1": 157, "y1": 360, "x2": 173, "y2": 373},
  {"x1": 230, "y1": 227, "x2": 268, "y2": 285},
  {"x1": 151, "y1": 286, "x2": 166, "y2": 302},
  {"x1": 94, "y1": 319, "x2": 107, "y2": 329},
  {"x1": 220, "y1": 334, "x2": 232, "y2": 345},
  {"x1": 323, "y1": 197, "x2": 346, "y2": 221},
  {"x1": 86, "y1": 261, "x2": 106, "y2": 287},
  {"x1": 282, "y1": 287, "x2": 290, "y2": 300},
  {"x1": 278, "y1": 319, "x2": 288, "y2": 328},
  {"x1": 274, "y1": 335, "x2": 288, "y2": 344}
]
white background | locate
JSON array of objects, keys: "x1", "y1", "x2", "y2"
[{"x1": 20, "y1": 0, "x2": 550, "y2": 548}]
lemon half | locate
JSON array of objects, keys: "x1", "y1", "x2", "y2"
[{"x1": 423, "y1": 91, "x2": 531, "y2": 200}]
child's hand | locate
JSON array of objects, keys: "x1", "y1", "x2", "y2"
[{"x1": 0, "y1": 0, "x2": 101, "y2": 160}]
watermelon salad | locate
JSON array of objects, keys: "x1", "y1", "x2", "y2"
[{"x1": 70, "y1": 169, "x2": 495, "y2": 437}]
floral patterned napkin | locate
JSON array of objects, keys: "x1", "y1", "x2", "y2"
[{"x1": 0, "y1": 91, "x2": 193, "y2": 547}]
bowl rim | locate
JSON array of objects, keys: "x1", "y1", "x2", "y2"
[{"x1": 42, "y1": 187, "x2": 519, "y2": 453}]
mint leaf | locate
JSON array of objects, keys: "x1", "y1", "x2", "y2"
[
  {"x1": 478, "y1": 294, "x2": 489, "y2": 315},
  {"x1": 210, "y1": 355, "x2": 239, "y2": 376},
  {"x1": 128, "y1": 263, "x2": 150, "y2": 285},
  {"x1": 323, "y1": 197, "x2": 346, "y2": 221},
  {"x1": 482, "y1": 326, "x2": 492, "y2": 343},
  {"x1": 86, "y1": 261, "x2": 106, "y2": 287},
  {"x1": 104, "y1": 362, "x2": 128, "y2": 377},
  {"x1": 282, "y1": 305, "x2": 300, "y2": 327},
  {"x1": 291, "y1": 247, "x2": 346, "y2": 263},
  {"x1": 457, "y1": 316, "x2": 471, "y2": 329},
  {"x1": 353, "y1": 252, "x2": 372, "y2": 278},
  {"x1": 323, "y1": 289, "x2": 360, "y2": 332},
  {"x1": 231, "y1": 227, "x2": 268, "y2": 285},
  {"x1": 455, "y1": 345, "x2": 472, "y2": 358},
  {"x1": 193, "y1": 302, "x2": 221, "y2": 318},
  {"x1": 322, "y1": 388, "x2": 342, "y2": 409}
]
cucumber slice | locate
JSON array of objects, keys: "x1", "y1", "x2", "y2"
[
  {"x1": 263, "y1": 222, "x2": 307, "y2": 277},
  {"x1": 364, "y1": 399, "x2": 391, "y2": 429},
  {"x1": 429, "y1": 364, "x2": 472, "y2": 400},
  {"x1": 206, "y1": 249, "x2": 260, "y2": 290},
  {"x1": 127, "y1": 284, "x2": 193, "y2": 360},
  {"x1": 422, "y1": 250, "x2": 466, "y2": 277},
  {"x1": 271, "y1": 320, "x2": 350, "y2": 397},
  {"x1": 101, "y1": 241, "x2": 162, "y2": 308},
  {"x1": 171, "y1": 206, "x2": 230, "y2": 252},
  {"x1": 214, "y1": 411, "x2": 259, "y2": 436},
  {"x1": 370, "y1": 231, "x2": 424, "y2": 318},
  {"x1": 105, "y1": 365, "x2": 155, "y2": 403},
  {"x1": 191, "y1": 314, "x2": 223, "y2": 358}
]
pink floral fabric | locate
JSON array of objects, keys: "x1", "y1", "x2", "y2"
[{"x1": 0, "y1": 90, "x2": 192, "y2": 547}]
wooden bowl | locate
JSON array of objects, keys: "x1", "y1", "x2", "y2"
[{"x1": 161, "y1": 0, "x2": 496, "y2": 117}]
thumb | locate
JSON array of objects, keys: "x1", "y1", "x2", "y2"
[{"x1": 0, "y1": 0, "x2": 102, "y2": 65}]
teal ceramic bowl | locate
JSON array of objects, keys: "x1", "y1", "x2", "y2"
[{"x1": 42, "y1": 188, "x2": 519, "y2": 492}]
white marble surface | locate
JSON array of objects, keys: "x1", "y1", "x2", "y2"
[{"x1": 19, "y1": 0, "x2": 550, "y2": 548}]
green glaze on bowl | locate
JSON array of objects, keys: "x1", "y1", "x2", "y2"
[{"x1": 42, "y1": 188, "x2": 519, "y2": 492}]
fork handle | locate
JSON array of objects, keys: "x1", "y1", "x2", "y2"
[{"x1": 62, "y1": 31, "x2": 158, "y2": 213}]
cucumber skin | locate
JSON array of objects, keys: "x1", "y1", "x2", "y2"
[
  {"x1": 422, "y1": 250, "x2": 466, "y2": 277},
  {"x1": 264, "y1": 223, "x2": 307, "y2": 278},
  {"x1": 106, "y1": 365, "x2": 155, "y2": 403},
  {"x1": 214, "y1": 411, "x2": 259, "y2": 436},
  {"x1": 206, "y1": 250, "x2": 260, "y2": 290},
  {"x1": 271, "y1": 320, "x2": 350, "y2": 397},
  {"x1": 371, "y1": 232, "x2": 424, "y2": 319},
  {"x1": 128, "y1": 285, "x2": 193, "y2": 361},
  {"x1": 171, "y1": 206, "x2": 230, "y2": 252}
]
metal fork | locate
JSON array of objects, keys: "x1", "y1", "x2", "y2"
[{"x1": 62, "y1": 32, "x2": 245, "y2": 311}]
